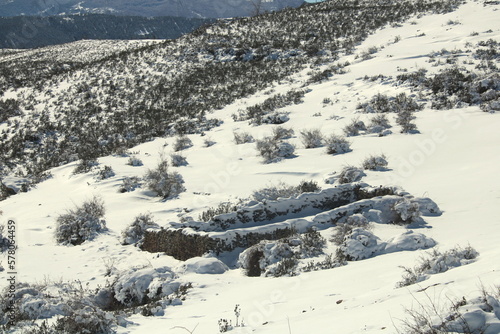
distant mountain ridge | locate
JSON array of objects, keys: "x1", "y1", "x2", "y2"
[
  {"x1": 0, "y1": 0, "x2": 304, "y2": 18},
  {"x1": 0, "y1": 14, "x2": 212, "y2": 49}
]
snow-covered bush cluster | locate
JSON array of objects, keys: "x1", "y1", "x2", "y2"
[
  {"x1": 397, "y1": 245, "x2": 479, "y2": 287},
  {"x1": 119, "y1": 176, "x2": 142, "y2": 193},
  {"x1": 233, "y1": 131, "x2": 255, "y2": 144},
  {"x1": 368, "y1": 113, "x2": 392, "y2": 134},
  {"x1": 362, "y1": 154, "x2": 389, "y2": 171},
  {"x1": 238, "y1": 228, "x2": 327, "y2": 277},
  {"x1": 325, "y1": 134, "x2": 351, "y2": 154},
  {"x1": 357, "y1": 93, "x2": 422, "y2": 114},
  {"x1": 300, "y1": 128, "x2": 324, "y2": 148},
  {"x1": 0, "y1": 224, "x2": 10, "y2": 252},
  {"x1": 325, "y1": 166, "x2": 366, "y2": 184},
  {"x1": 96, "y1": 165, "x2": 115, "y2": 180},
  {"x1": 255, "y1": 136, "x2": 295, "y2": 163},
  {"x1": 251, "y1": 180, "x2": 320, "y2": 202},
  {"x1": 173, "y1": 136, "x2": 193, "y2": 152},
  {"x1": 236, "y1": 90, "x2": 304, "y2": 125},
  {"x1": 400, "y1": 288, "x2": 500, "y2": 334},
  {"x1": 121, "y1": 213, "x2": 159, "y2": 246},
  {"x1": 271, "y1": 126, "x2": 295, "y2": 140},
  {"x1": 112, "y1": 266, "x2": 180, "y2": 308},
  {"x1": 338, "y1": 229, "x2": 436, "y2": 261},
  {"x1": 392, "y1": 198, "x2": 421, "y2": 224},
  {"x1": 0, "y1": 281, "x2": 117, "y2": 332},
  {"x1": 144, "y1": 158, "x2": 185, "y2": 199},
  {"x1": 170, "y1": 153, "x2": 188, "y2": 167},
  {"x1": 55, "y1": 196, "x2": 107, "y2": 246},
  {"x1": 343, "y1": 118, "x2": 367, "y2": 137},
  {"x1": 127, "y1": 156, "x2": 143, "y2": 166}
]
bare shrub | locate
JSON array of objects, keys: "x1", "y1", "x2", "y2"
[{"x1": 55, "y1": 196, "x2": 106, "y2": 246}]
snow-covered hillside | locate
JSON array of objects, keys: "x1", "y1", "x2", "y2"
[{"x1": 0, "y1": 0, "x2": 499, "y2": 333}]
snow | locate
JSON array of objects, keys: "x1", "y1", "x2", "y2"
[{"x1": 1, "y1": 1, "x2": 500, "y2": 333}]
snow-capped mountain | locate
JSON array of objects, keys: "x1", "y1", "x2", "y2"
[
  {"x1": 0, "y1": 0, "x2": 499, "y2": 333},
  {"x1": 0, "y1": 0, "x2": 304, "y2": 18}
]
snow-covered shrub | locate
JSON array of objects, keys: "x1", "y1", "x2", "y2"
[
  {"x1": 112, "y1": 266, "x2": 179, "y2": 308},
  {"x1": 173, "y1": 135, "x2": 193, "y2": 151},
  {"x1": 144, "y1": 158, "x2": 185, "y2": 199},
  {"x1": 239, "y1": 238, "x2": 297, "y2": 277},
  {"x1": 170, "y1": 153, "x2": 188, "y2": 167},
  {"x1": 51, "y1": 305, "x2": 116, "y2": 334},
  {"x1": 261, "y1": 111, "x2": 290, "y2": 124},
  {"x1": 383, "y1": 230, "x2": 436, "y2": 254},
  {"x1": 239, "y1": 229, "x2": 327, "y2": 277},
  {"x1": 121, "y1": 213, "x2": 159, "y2": 246},
  {"x1": 252, "y1": 181, "x2": 298, "y2": 201},
  {"x1": 272, "y1": 257, "x2": 299, "y2": 277},
  {"x1": 96, "y1": 165, "x2": 115, "y2": 180},
  {"x1": 358, "y1": 93, "x2": 422, "y2": 114},
  {"x1": 119, "y1": 176, "x2": 142, "y2": 193},
  {"x1": 73, "y1": 158, "x2": 98, "y2": 174},
  {"x1": 325, "y1": 134, "x2": 351, "y2": 154},
  {"x1": 203, "y1": 137, "x2": 216, "y2": 147},
  {"x1": 296, "y1": 180, "x2": 321, "y2": 194},
  {"x1": 300, "y1": 128, "x2": 324, "y2": 148},
  {"x1": 299, "y1": 228, "x2": 326, "y2": 257},
  {"x1": 399, "y1": 291, "x2": 500, "y2": 334},
  {"x1": 331, "y1": 214, "x2": 370, "y2": 245},
  {"x1": 368, "y1": 114, "x2": 391, "y2": 133},
  {"x1": 343, "y1": 118, "x2": 367, "y2": 137},
  {"x1": 362, "y1": 154, "x2": 388, "y2": 171},
  {"x1": 396, "y1": 109, "x2": 419, "y2": 133},
  {"x1": 255, "y1": 137, "x2": 295, "y2": 163},
  {"x1": 397, "y1": 245, "x2": 479, "y2": 287},
  {"x1": 233, "y1": 131, "x2": 254, "y2": 144},
  {"x1": 178, "y1": 257, "x2": 229, "y2": 275},
  {"x1": 0, "y1": 281, "x2": 116, "y2": 332},
  {"x1": 127, "y1": 156, "x2": 143, "y2": 166},
  {"x1": 337, "y1": 166, "x2": 366, "y2": 184},
  {"x1": 0, "y1": 225, "x2": 10, "y2": 252},
  {"x1": 251, "y1": 180, "x2": 320, "y2": 202},
  {"x1": 392, "y1": 198, "x2": 420, "y2": 224},
  {"x1": 55, "y1": 196, "x2": 106, "y2": 246},
  {"x1": 272, "y1": 126, "x2": 295, "y2": 140},
  {"x1": 198, "y1": 202, "x2": 240, "y2": 222},
  {"x1": 338, "y1": 228, "x2": 382, "y2": 261}
]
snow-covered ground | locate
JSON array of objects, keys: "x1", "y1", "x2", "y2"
[{"x1": 1, "y1": 1, "x2": 499, "y2": 333}]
